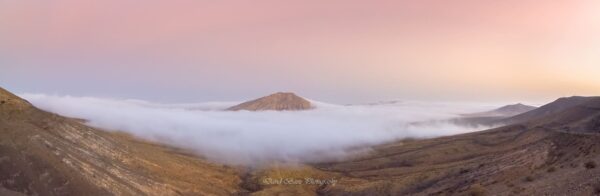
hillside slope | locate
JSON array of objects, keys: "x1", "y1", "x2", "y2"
[
  {"x1": 309, "y1": 126, "x2": 600, "y2": 195},
  {"x1": 312, "y1": 97, "x2": 600, "y2": 195},
  {"x1": 0, "y1": 87, "x2": 245, "y2": 195},
  {"x1": 245, "y1": 97, "x2": 600, "y2": 195},
  {"x1": 506, "y1": 96, "x2": 600, "y2": 123}
]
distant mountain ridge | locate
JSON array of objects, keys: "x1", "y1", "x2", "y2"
[
  {"x1": 451, "y1": 98, "x2": 600, "y2": 129},
  {"x1": 504, "y1": 96, "x2": 600, "y2": 133},
  {"x1": 463, "y1": 103, "x2": 537, "y2": 117},
  {"x1": 455, "y1": 96, "x2": 600, "y2": 131},
  {"x1": 449, "y1": 103, "x2": 536, "y2": 127},
  {"x1": 226, "y1": 92, "x2": 312, "y2": 111},
  {"x1": 505, "y1": 96, "x2": 600, "y2": 123}
]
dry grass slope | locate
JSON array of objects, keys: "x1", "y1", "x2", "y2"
[{"x1": 0, "y1": 87, "x2": 245, "y2": 195}]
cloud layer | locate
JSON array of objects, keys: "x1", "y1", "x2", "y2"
[{"x1": 22, "y1": 94, "x2": 496, "y2": 165}]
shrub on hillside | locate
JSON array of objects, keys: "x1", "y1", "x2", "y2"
[
  {"x1": 525, "y1": 176, "x2": 534, "y2": 182},
  {"x1": 585, "y1": 161, "x2": 597, "y2": 169}
]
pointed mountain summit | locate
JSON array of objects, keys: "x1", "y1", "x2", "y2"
[{"x1": 227, "y1": 92, "x2": 312, "y2": 111}]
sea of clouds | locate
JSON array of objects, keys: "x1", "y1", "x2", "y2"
[{"x1": 21, "y1": 94, "x2": 500, "y2": 165}]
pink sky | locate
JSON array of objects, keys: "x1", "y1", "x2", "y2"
[{"x1": 1, "y1": 0, "x2": 599, "y2": 103}]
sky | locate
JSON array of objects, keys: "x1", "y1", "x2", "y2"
[{"x1": 1, "y1": 0, "x2": 600, "y2": 104}]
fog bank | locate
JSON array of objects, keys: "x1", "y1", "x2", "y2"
[{"x1": 22, "y1": 94, "x2": 498, "y2": 165}]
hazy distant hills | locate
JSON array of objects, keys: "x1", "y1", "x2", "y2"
[
  {"x1": 447, "y1": 103, "x2": 536, "y2": 128},
  {"x1": 463, "y1": 103, "x2": 537, "y2": 117},
  {"x1": 226, "y1": 92, "x2": 312, "y2": 111}
]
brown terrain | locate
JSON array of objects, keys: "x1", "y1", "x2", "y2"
[
  {"x1": 0, "y1": 87, "x2": 245, "y2": 195},
  {"x1": 2, "y1": 87, "x2": 600, "y2": 195},
  {"x1": 313, "y1": 97, "x2": 600, "y2": 195},
  {"x1": 227, "y1": 92, "x2": 312, "y2": 111}
]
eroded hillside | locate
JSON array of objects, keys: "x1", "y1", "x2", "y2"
[{"x1": 0, "y1": 88, "x2": 244, "y2": 195}]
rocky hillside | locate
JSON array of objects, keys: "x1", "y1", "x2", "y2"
[
  {"x1": 227, "y1": 92, "x2": 312, "y2": 111},
  {"x1": 0, "y1": 87, "x2": 245, "y2": 195}
]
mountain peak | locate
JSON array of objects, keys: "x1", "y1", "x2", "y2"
[{"x1": 227, "y1": 92, "x2": 312, "y2": 111}]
